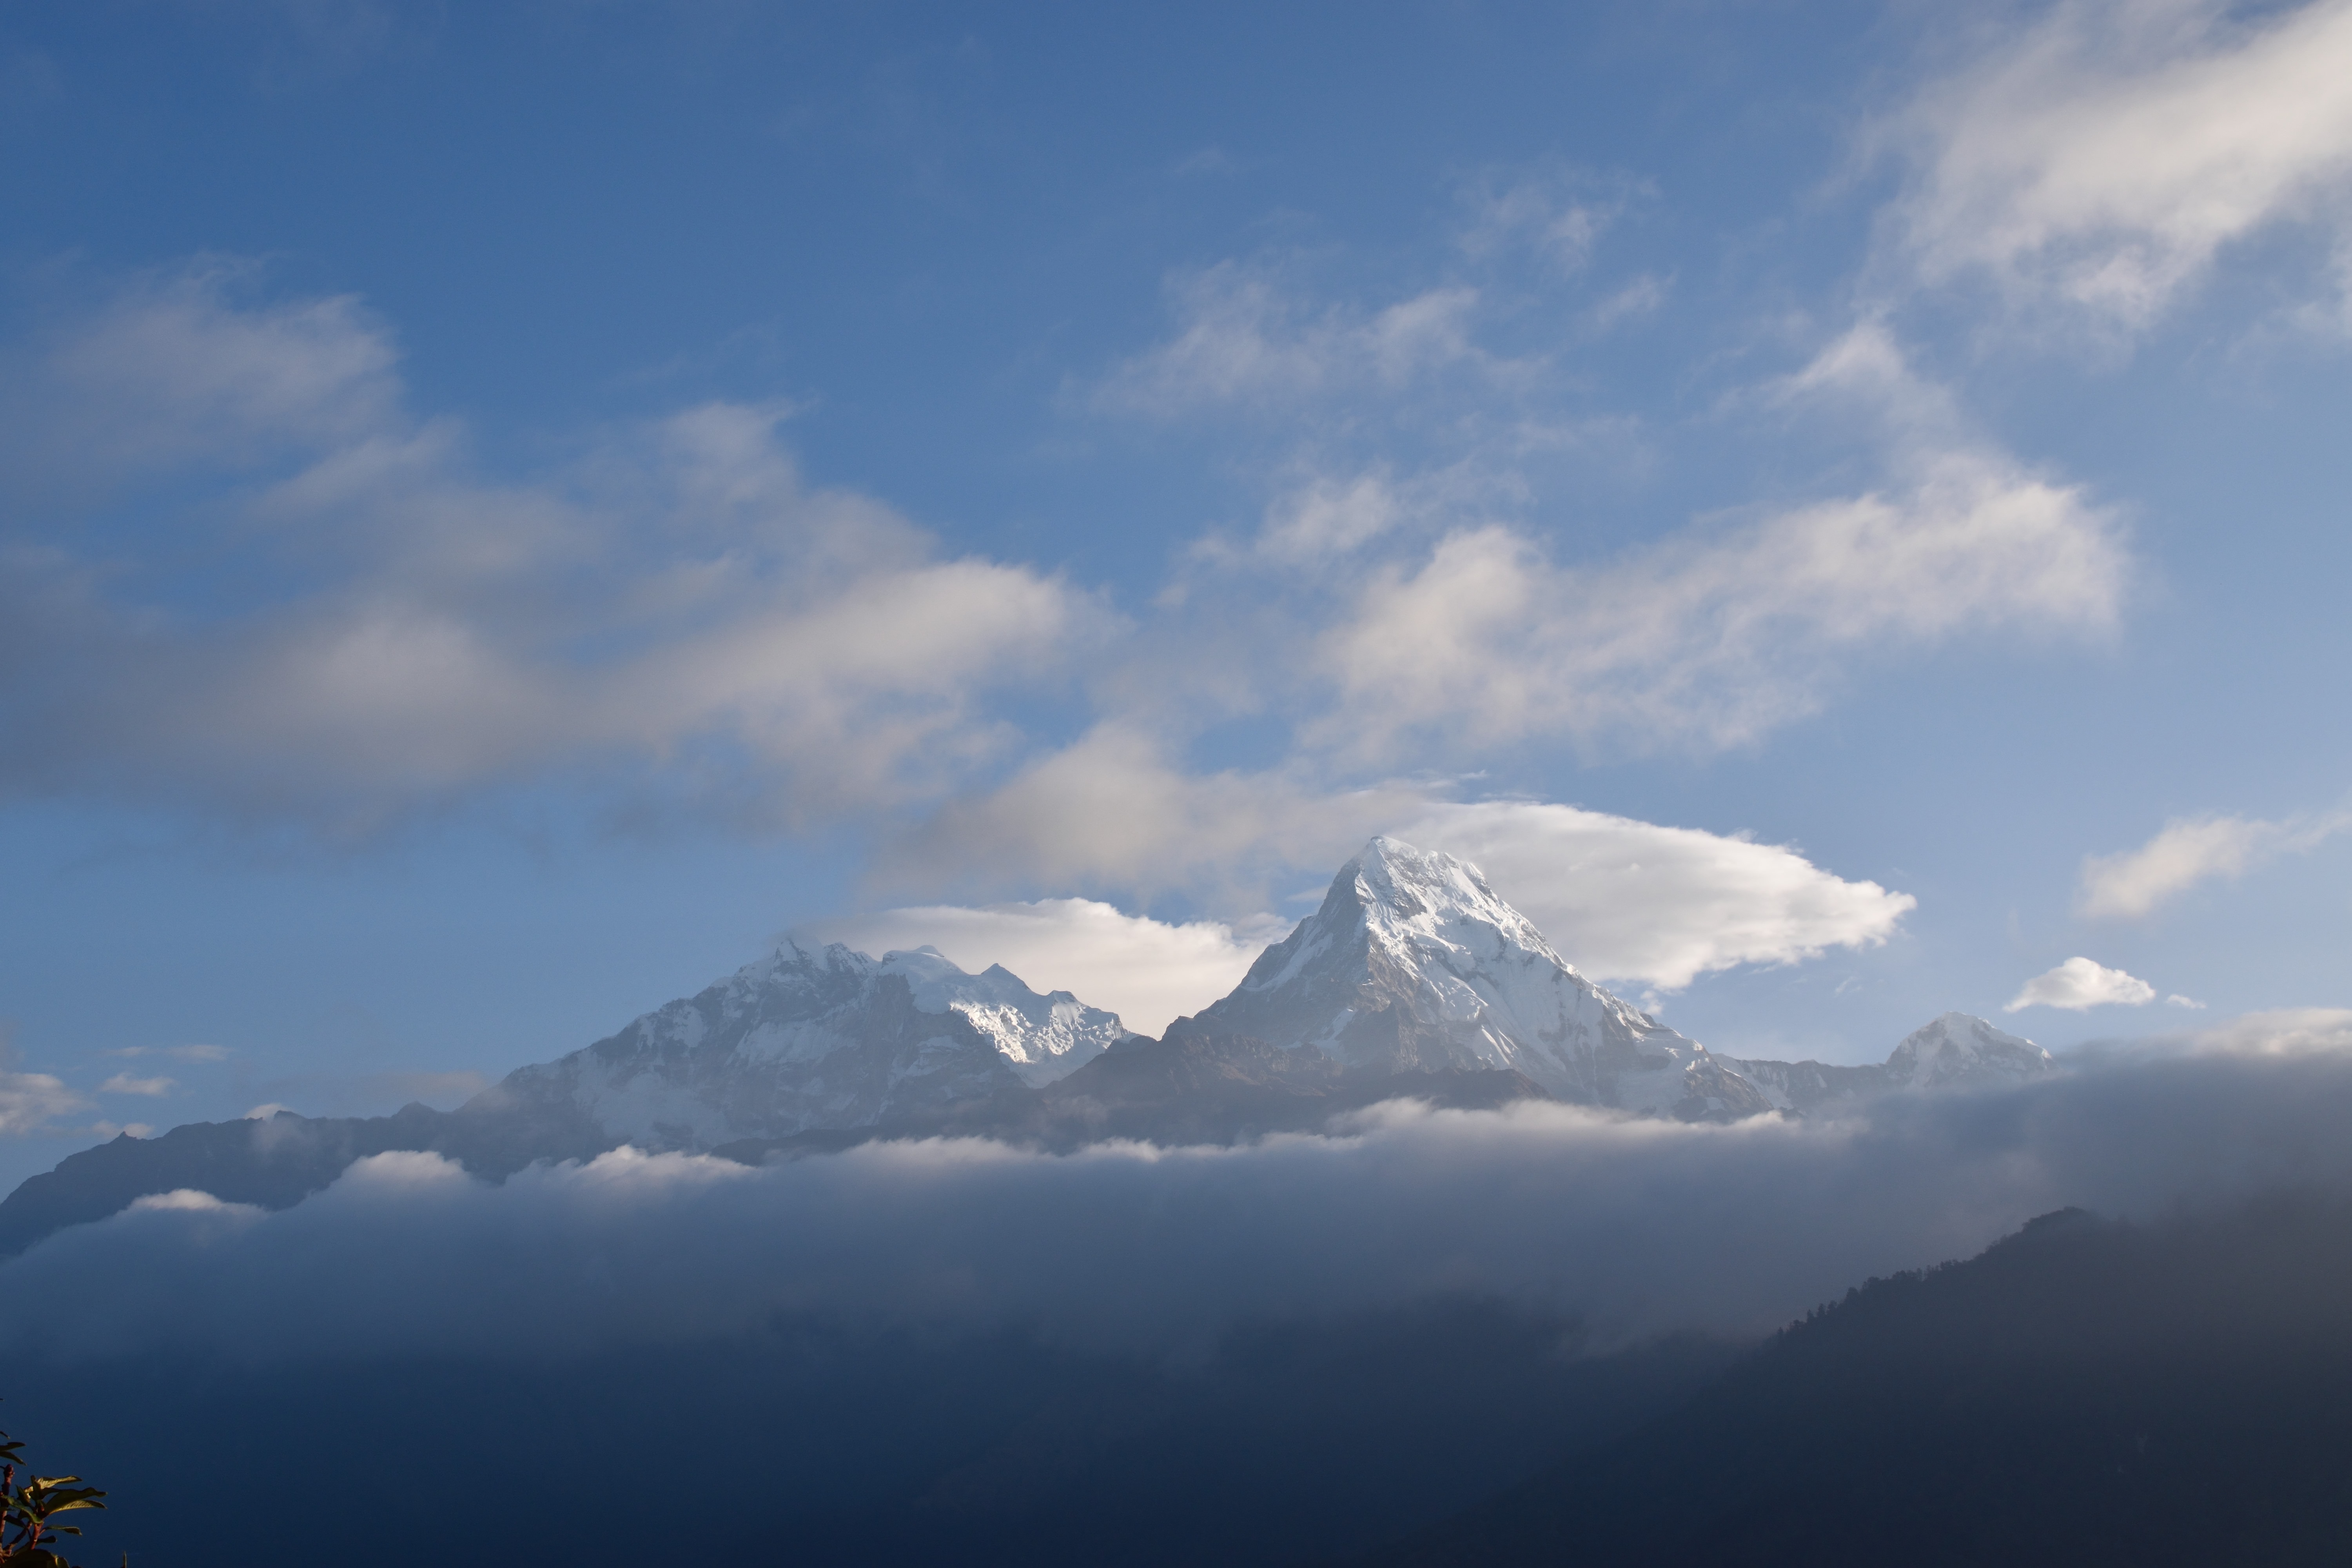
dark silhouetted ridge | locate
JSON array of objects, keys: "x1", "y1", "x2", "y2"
[{"x1": 1354, "y1": 1195, "x2": 2352, "y2": 1567}]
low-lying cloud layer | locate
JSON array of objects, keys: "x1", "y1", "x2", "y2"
[{"x1": 9, "y1": 1027, "x2": 2352, "y2": 1367}]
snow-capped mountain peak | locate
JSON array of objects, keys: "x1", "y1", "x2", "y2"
[
  {"x1": 874, "y1": 946, "x2": 1125, "y2": 1085},
  {"x1": 1883, "y1": 1011, "x2": 2054, "y2": 1091},
  {"x1": 1171, "y1": 837, "x2": 1765, "y2": 1118},
  {"x1": 482, "y1": 938, "x2": 1123, "y2": 1154},
  {"x1": 1347, "y1": 835, "x2": 1577, "y2": 973}
]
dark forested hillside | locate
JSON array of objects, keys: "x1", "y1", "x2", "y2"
[
  {"x1": 1360, "y1": 1197, "x2": 2352, "y2": 1567},
  {"x1": 7, "y1": 1299, "x2": 1733, "y2": 1568}
]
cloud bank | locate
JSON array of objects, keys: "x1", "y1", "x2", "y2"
[{"x1": 9, "y1": 1034, "x2": 2352, "y2": 1367}]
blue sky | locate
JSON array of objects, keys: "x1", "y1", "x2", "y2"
[{"x1": 4, "y1": 0, "x2": 2350, "y2": 1185}]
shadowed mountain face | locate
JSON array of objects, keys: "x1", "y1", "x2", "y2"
[{"x1": 1357, "y1": 1196, "x2": 2352, "y2": 1568}]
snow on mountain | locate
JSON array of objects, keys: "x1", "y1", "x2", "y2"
[
  {"x1": 877, "y1": 946, "x2": 1128, "y2": 1086},
  {"x1": 1160, "y1": 837, "x2": 2059, "y2": 1125},
  {"x1": 1884, "y1": 1012, "x2": 2054, "y2": 1089},
  {"x1": 1722, "y1": 1013, "x2": 2055, "y2": 1112},
  {"x1": 480, "y1": 940, "x2": 1124, "y2": 1152},
  {"x1": 1166, "y1": 837, "x2": 1774, "y2": 1120}
]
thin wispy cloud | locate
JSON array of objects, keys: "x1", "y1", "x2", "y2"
[
  {"x1": 96, "y1": 1073, "x2": 176, "y2": 1098},
  {"x1": 1453, "y1": 165, "x2": 1643, "y2": 274},
  {"x1": 104, "y1": 1044, "x2": 233, "y2": 1063},
  {"x1": 2079, "y1": 808, "x2": 2352, "y2": 918},
  {"x1": 1088, "y1": 262, "x2": 1514, "y2": 419},
  {"x1": 0, "y1": 270, "x2": 1105, "y2": 833}
]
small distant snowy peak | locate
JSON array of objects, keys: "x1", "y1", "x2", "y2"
[
  {"x1": 1884, "y1": 1012, "x2": 2054, "y2": 1092},
  {"x1": 874, "y1": 946, "x2": 1125, "y2": 1087},
  {"x1": 1170, "y1": 836, "x2": 1746, "y2": 1117},
  {"x1": 1722, "y1": 1012, "x2": 2056, "y2": 1113}
]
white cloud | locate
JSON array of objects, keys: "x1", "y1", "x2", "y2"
[
  {"x1": 0, "y1": 1023, "x2": 91, "y2": 1138},
  {"x1": 0, "y1": 1064, "x2": 89, "y2": 1137},
  {"x1": 1089, "y1": 263, "x2": 1509, "y2": 418},
  {"x1": 0, "y1": 271, "x2": 1101, "y2": 829},
  {"x1": 1316, "y1": 455, "x2": 2123, "y2": 760},
  {"x1": 97, "y1": 1073, "x2": 176, "y2": 1098},
  {"x1": 1393, "y1": 800, "x2": 1915, "y2": 990},
  {"x1": 1309, "y1": 324, "x2": 2125, "y2": 759},
  {"x1": 2078, "y1": 809, "x2": 2352, "y2": 918},
  {"x1": 811, "y1": 900, "x2": 1290, "y2": 1037},
  {"x1": 2006, "y1": 955, "x2": 2159, "y2": 1011},
  {"x1": 1889, "y1": 0, "x2": 2352, "y2": 328}
]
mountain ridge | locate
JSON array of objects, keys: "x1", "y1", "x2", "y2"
[{"x1": 1, "y1": 837, "x2": 2051, "y2": 1256}]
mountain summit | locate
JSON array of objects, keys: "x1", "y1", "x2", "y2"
[
  {"x1": 486, "y1": 941, "x2": 1125, "y2": 1152},
  {"x1": 1167, "y1": 837, "x2": 1772, "y2": 1120}
]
